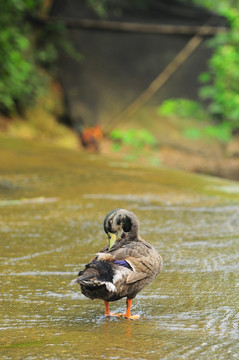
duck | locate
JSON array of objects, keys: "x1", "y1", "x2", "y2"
[{"x1": 72, "y1": 208, "x2": 163, "y2": 319}]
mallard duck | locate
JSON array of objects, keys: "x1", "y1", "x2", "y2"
[{"x1": 72, "y1": 208, "x2": 163, "y2": 319}]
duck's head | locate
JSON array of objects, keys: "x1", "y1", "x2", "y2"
[{"x1": 103, "y1": 208, "x2": 140, "y2": 249}]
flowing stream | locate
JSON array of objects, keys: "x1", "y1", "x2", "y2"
[{"x1": 1, "y1": 138, "x2": 239, "y2": 359}]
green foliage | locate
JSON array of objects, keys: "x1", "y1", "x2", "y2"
[
  {"x1": 35, "y1": 21, "x2": 83, "y2": 70},
  {"x1": 183, "y1": 122, "x2": 232, "y2": 143},
  {"x1": 158, "y1": 99, "x2": 207, "y2": 120},
  {"x1": 0, "y1": 1, "x2": 82, "y2": 115},
  {"x1": 198, "y1": 8, "x2": 239, "y2": 130},
  {"x1": 86, "y1": 0, "x2": 148, "y2": 17},
  {"x1": 0, "y1": 0, "x2": 45, "y2": 114},
  {"x1": 193, "y1": 0, "x2": 239, "y2": 13},
  {"x1": 158, "y1": 98, "x2": 232, "y2": 143},
  {"x1": 110, "y1": 128, "x2": 160, "y2": 165},
  {"x1": 158, "y1": 97, "x2": 233, "y2": 143},
  {"x1": 86, "y1": 0, "x2": 107, "y2": 17},
  {"x1": 183, "y1": 127, "x2": 202, "y2": 140},
  {"x1": 158, "y1": 7, "x2": 239, "y2": 143},
  {"x1": 111, "y1": 128, "x2": 156, "y2": 149}
]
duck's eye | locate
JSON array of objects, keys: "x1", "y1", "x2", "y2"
[{"x1": 107, "y1": 219, "x2": 113, "y2": 232}]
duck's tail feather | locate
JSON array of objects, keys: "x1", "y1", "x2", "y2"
[
  {"x1": 69, "y1": 268, "x2": 96, "y2": 286},
  {"x1": 70, "y1": 260, "x2": 117, "y2": 293},
  {"x1": 77, "y1": 272, "x2": 96, "y2": 282}
]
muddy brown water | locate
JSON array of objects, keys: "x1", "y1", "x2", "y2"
[{"x1": 1, "y1": 138, "x2": 239, "y2": 359}]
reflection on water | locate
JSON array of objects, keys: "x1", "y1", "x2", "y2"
[{"x1": 0, "y1": 139, "x2": 239, "y2": 359}]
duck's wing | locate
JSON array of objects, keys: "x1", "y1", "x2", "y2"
[
  {"x1": 126, "y1": 270, "x2": 148, "y2": 284},
  {"x1": 111, "y1": 241, "x2": 162, "y2": 284}
]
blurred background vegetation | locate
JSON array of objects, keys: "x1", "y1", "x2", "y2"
[
  {"x1": 0, "y1": 0, "x2": 44, "y2": 115},
  {"x1": 0, "y1": 0, "x2": 81, "y2": 115},
  {"x1": 1, "y1": 0, "x2": 238, "y2": 120},
  {"x1": 0, "y1": 0, "x2": 239, "y2": 177},
  {"x1": 158, "y1": 3, "x2": 239, "y2": 143}
]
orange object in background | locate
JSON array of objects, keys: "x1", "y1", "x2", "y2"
[{"x1": 80, "y1": 125, "x2": 103, "y2": 151}]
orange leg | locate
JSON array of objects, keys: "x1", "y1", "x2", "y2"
[
  {"x1": 123, "y1": 298, "x2": 139, "y2": 320},
  {"x1": 104, "y1": 301, "x2": 123, "y2": 317}
]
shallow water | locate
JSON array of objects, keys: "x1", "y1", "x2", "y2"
[{"x1": 1, "y1": 138, "x2": 239, "y2": 359}]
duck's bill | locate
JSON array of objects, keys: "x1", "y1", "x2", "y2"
[{"x1": 108, "y1": 232, "x2": 117, "y2": 249}]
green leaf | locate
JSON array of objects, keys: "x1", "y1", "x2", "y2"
[
  {"x1": 199, "y1": 72, "x2": 211, "y2": 83},
  {"x1": 208, "y1": 103, "x2": 222, "y2": 115},
  {"x1": 203, "y1": 124, "x2": 232, "y2": 143},
  {"x1": 112, "y1": 143, "x2": 121, "y2": 152},
  {"x1": 110, "y1": 129, "x2": 123, "y2": 140},
  {"x1": 183, "y1": 128, "x2": 202, "y2": 140},
  {"x1": 199, "y1": 86, "x2": 215, "y2": 99}
]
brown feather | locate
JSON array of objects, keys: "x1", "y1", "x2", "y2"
[{"x1": 126, "y1": 271, "x2": 148, "y2": 284}]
